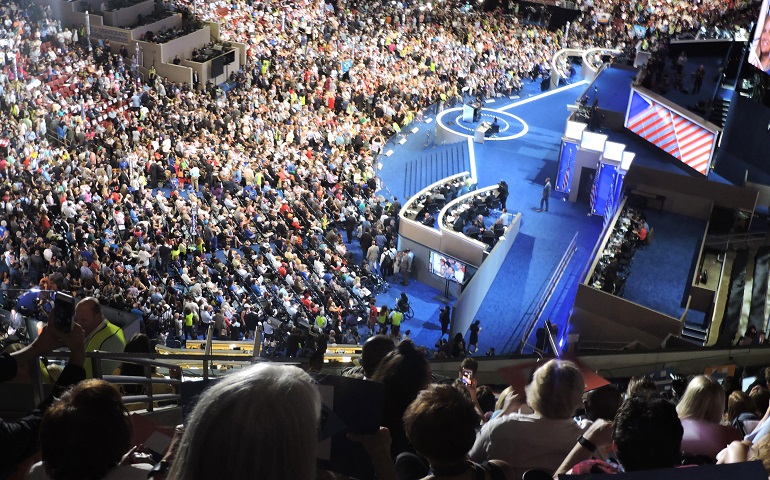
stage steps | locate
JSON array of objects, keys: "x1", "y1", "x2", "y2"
[
  {"x1": 682, "y1": 324, "x2": 708, "y2": 345},
  {"x1": 403, "y1": 142, "x2": 469, "y2": 198},
  {"x1": 708, "y1": 97, "x2": 731, "y2": 129}
]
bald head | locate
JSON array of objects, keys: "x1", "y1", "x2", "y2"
[{"x1": 75, "y1": 297, "x2": 103, "y2": 336}]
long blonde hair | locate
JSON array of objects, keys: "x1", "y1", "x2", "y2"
[{"x1": 676, "y1": 375, "x2": 724, "y2": 424}]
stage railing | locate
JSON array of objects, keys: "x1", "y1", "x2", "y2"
[{"x1": 504, "y1": 232, "x2": 578, "y2": 354}]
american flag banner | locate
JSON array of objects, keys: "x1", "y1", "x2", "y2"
[
  {"x1": 625, "y1": 90, "x2": 717, "y2": 176},
  {"x1": 561, "y1": 163, "x2": 570, "y2": 192},
  {"x1": 603, "y1": 172, "x2": 616, "y2": 228},
  {"x1": 589, "y1": 162, "x2": 601, "y2": 214},
  {"x1": 556, "y1": 142, "x2": 577, "y2": 194}
]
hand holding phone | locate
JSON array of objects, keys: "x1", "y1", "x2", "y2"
[{"x1": 461, "y1": 369, "x2": 474, "y2": 386}]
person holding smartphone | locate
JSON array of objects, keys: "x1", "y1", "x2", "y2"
[{"x1": 0, "y1": 323, "x2": 86, "y2": 474}]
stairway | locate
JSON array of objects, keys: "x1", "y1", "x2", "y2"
[
  {"x1": 708, "y1": 96, "x2": 731, "y2": 129},
  {"x1": 749, "y1": 247, "x2": 770, "y2": 332},
  {"x1": 403, "y1": 142, "x2": 470, "y2": 198},
  {"x1": 716, "y1": 248, "x2": 748, "y2": 346}
]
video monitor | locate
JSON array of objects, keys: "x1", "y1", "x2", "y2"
[
  {"x1": 428, "y1": 251, "x2": 467, "y2": 284},
  {"x1": 749, "y1": 0, "x2": 770, "y2": 74},
  {"x1": 211, "y1": 55, "x2": 225, "y2": 78}
]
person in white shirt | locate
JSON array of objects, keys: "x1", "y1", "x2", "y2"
[{"x1": 469, "y1": 359, "x2": 585, "y2": 478}]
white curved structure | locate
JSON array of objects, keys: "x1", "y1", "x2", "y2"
[{"x1": 549, "y1": 47, "x2": 622, "y2": 90}]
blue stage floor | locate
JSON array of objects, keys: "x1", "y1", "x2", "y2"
[
  {"x1": 373, "y1": 70, "x2": 735, "y2": 355},
  {"x1": 589, "y1": 66, "x2": 636, "y2": 113}
]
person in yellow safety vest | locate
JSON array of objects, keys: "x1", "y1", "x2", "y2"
[
  {"x1": 75, "y1": 297, "x2": 126, "y2": 378},
  {"x1": 377, "y1": 305, "x2": 389, "y2": 336},
  {"x1": 315, "y1": 312, "x2": 327, "y2": 330},
  {"x1": 388, "y1": 309, "x2": 403, "y2": 338},
  {"x1": 183, "y1": 306, "x2": 195, "y2": 342}
]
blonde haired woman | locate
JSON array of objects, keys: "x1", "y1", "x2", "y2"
[
  {"x1": 750, "y1": 14, "x2": 770, "y2": 73},
  {"x1": 676, "y1": 375, "x2": 741, "y2": 461}
]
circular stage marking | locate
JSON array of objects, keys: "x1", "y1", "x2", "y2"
[{"x1": 436, "y1": 107, "x2": 529, "y2": 141}]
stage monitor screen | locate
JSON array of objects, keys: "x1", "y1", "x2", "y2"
[
  {"x1": 749, "y1": 0, "x2": 770, "y2": 74},
  {"x1": 428, "y1": 251, "x2": 467, "y2": 284},
  {"x1": 211, "y1": 56, "x2": 225, "y2": 78},
  {"x1": 223, "y1": 50, "x2": 236, "y2": 65}
]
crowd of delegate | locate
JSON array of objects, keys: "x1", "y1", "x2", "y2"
[{"x1": 0, "y1": 0, "x2": 762, "y2": 359}]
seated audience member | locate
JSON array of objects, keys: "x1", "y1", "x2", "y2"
[
  {"x1": 167, "y1": 364, "x2": 320, "y2": 480},
  {"x1": 676, "y1": 375, "x2": 741, "y2": 461},
  {"x1": 341, "y1": 334, "x2": 396, "y2": 379},
  {"x1": 752, "y1": 387, "x2": 770, "y2": 416},
  {"x1": 475, "y1": 386, "x2": 497, "y2": 418},
  {"x1": 718, "y1": 435, "x2": 770, "y2": 475},
  {"x1": 625, "y1": 375, "x2": 659, "y2": 399},
  {"x1": 399, "y1": 384, "x2": 517, "y2": 480},
  {"x1": 489, "y1": 386, "x2": 534, "y2": 421},
  {"x1": 556, "y1": 397, "x2": 684, "y2": 474},
  {"x1": 744, "y1": 393, "x2": 770, "y2": 445},
  {"x1": 372, "y1": 340, "x2": 432, "y2": 458},
  {"x1": 581, "y1": 386, "x2": 622, "y2": 426},
  {"x1": 727, "y1": 390, "x2": 759, "y2": 436},
  {"x1": 578, "y1": 385, "x2": 622, "y2": 461},
  {"x1": 469, "y1": 359, "x2": 585, "y2": 478},
  {"x1": 0, "y1": 325, "x2": 86, "y2": 474},
  {"x1": 29, "y1": 379, "x2": 151, "y2": 480}
]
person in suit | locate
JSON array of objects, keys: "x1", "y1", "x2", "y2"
[
  {"x1": 538, "y1": 177, "x2": 552, "y2": 212},
  {"x1": 465, "y1": 223, "x2": 481, "y2": 240},
  {"x1": 498, "y1": 181, "x2": 509, "y2": 210},
  {"x1": 453, "y1": 216, "x2": 466, "y2": 232}
]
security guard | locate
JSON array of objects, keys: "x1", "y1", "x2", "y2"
[
  {"x1": 388, "y1": 308, "x2": 403, "y2": 338},
  {"x1": 75, "y1": 297, "x2": 126, "y2": 378}
]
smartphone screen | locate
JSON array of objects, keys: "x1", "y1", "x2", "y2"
[
  {"x1": 53, "y1": 292, "x2": 75, "y2": 333},
  {"x1": 461, "y1": 369, "x2": 473, "y2": 385}
]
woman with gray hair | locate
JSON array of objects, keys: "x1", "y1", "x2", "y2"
[
  {"x1": 166, "y1": 364, "x2": 321, "y2": 480},
  {"x1": 468, "y1": 359, "x2": 585, "y2": 478}
]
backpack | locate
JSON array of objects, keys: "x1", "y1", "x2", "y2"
[{"x1": 382, "y1": 252, "x2": 393, "y2": 270}]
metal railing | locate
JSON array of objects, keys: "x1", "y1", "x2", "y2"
[
  {"x1": 505, "y1": 232, "x2": 579, "y2": 354},
  {"x1": 705, "y1": 231, "x2": 768, "y2": 250}
]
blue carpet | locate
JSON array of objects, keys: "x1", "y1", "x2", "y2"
[
  {"x1": 622, "y1": 211, "x2": 707, "y2": 318},
  {"x1": 365, "y1": 278, "x2": 447, "y2": 348},
  {"x1": 589, "y1": 66, "x2": 636, "y2": 112}
]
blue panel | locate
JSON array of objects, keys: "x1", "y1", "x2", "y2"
[
  {"x1": 615, "y1": 172, "x2": 625, "y2": 208},
  {"x1": 592, "y1": 164, "x2": 617, "y2": 216},
  {"x1": 556, "y1": 141, "x2": 578, "y2": 193}
]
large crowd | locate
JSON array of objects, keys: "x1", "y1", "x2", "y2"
[
  {"x1": 0, "y1": 0, "x2": 761, "y2": 358},
  {"x1": 1, "y1": 0, "x2": 769, "y2": 478}
]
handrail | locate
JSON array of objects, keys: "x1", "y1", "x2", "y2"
[
  {"x1": 511, "y1": 232, "x2": 579, "y2": 354},
  {"x1": 705, "y1": 231, "x2": 767, "y2": 249}
]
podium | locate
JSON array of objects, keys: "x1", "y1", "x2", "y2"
[
  {"x1": 474, "y1": 123, "x2": 490, "y2": 143},
  {"x1": 462, "y1": 104, "x2": 475, "y2": 122}
]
